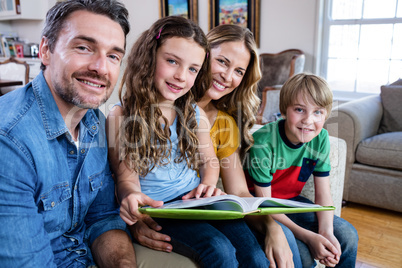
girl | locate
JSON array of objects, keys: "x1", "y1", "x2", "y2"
[
  {"x1": 127, "y1": 24, "x2": 303, "y2": 268},
  {"x1": 107, "y1": 16, "x2": 270, "y2": 267}
]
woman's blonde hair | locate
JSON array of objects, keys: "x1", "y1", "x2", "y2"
[
  {"x1": 279, "y1": 73, "x2": 333, "y2": 119},
  {"x1": 119, "y1": 16, "x2": 211, "y2": 176},
  {"x1": 204, "y1": 24, "x2": 261, "y2": 159}
]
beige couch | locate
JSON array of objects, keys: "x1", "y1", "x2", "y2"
[
  {"x1": 134, "y1": 135, "x2": 347, "y2": 267},
  {"x1": 325, "y1": 83, "x2": 402, "y2": 213}
]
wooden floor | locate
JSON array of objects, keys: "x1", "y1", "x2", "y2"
[{"x1": 340, "y1": 202, "x2": 402, "y2": 268}]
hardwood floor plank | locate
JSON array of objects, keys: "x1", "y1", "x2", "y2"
[{"x1": 341, "y1": 202, "x2": 402, "y2": 268}]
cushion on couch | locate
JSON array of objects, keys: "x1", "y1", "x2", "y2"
[
  {"x1": 378, "y1": 84, "x2": 402, "y2": 134},
  {"x1": 356, "y1": 132, "x2": 402, "y2": 171},
  {"x1": 390, "y1": 78, "x2": 402, "y2": 86}
]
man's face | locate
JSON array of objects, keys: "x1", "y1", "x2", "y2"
[{"x1": 40, "y1": 10, "x2": 125, "y2": 110}]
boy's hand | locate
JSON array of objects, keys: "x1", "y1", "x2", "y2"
[
  {"x1": 306, "y1": 232, "x2": 339, "y2": 267},
  {"x1": 319, "y1": 232, "x2": 341, "y2": 266},
  {"x1": 182, "y1": 184, "x2": 225, "y2": 199},
  {"x1": 119, "y1": 191, "x2": 163, "y2": 225}
]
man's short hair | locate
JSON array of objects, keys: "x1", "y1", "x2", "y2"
[{"x1": 41, "y1": 0, "x2": 130, "y2": 70}]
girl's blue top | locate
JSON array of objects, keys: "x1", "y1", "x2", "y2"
[
  {"x1": 115, "y1": 102, "x2": 201, "y2": 202},
  {"x1": 140, "y1": 105, "x2": 201, "y2": 202}
]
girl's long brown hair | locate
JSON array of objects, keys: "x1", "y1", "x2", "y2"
[{"x1": 119, "y1": 16, "x2": 211, "y2": 176}]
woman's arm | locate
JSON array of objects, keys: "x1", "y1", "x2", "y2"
[
  {"x1": 221, "y1": 150, "x2": 294, "y2": 267},
  {"x1": 219, "y1": 149, "x2": 251, "y2": 197}
]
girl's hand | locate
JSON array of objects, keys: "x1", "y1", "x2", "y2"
[
  {"x1": 182, "y1": 184, "x2": 226, "y2": 199},
  {"x1": 119, "y1": 191, "x2": 164, "y2": 225}
]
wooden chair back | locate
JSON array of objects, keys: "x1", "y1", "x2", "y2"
[{"x1": 0, "y1": 57, "x2": 30, "y2": 95}]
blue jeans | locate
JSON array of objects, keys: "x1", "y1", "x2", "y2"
[
  {"x1": 155, "y1": 218, "x2": 270, "y2": 268},
  {"x1": 288, "y1": 196, "x2": 359, "y2": 268}
]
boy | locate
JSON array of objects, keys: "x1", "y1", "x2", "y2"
[{"x1": 245, "y1": 73, "x2": 358, "y2": 267}]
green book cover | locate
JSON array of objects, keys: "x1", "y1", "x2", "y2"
[{"x1": 138, "y1": 195, "x2": 335, "y2": 220}]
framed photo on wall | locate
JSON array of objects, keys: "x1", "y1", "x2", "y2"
[
  {"x1": 209, "y1": 0, "x2": 260, "y2": 46},
  {"x1": 159, "y1": 0, "x2": 198, "y2": 23},
  {"x1": 0, "y1": 0, "x2": 20, "y2": 16}
]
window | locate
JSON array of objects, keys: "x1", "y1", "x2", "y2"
[{"x1": 321, "y1": 0, "x2": 402, "y2": 99}]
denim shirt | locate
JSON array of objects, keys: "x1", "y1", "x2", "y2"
[{"x1": 0, "y1": 72, "x2": 127, "y2": 267}]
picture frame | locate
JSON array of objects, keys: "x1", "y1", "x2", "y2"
[
  {"x1": 0, "y1": 0, "x2": 20, "y2": 17},
  {"x1": 209, "y1": 0, "x2": 260, "y2": 46},
  {"x1": 159, "y1": 0, "x2": 198, "y2": 23}
]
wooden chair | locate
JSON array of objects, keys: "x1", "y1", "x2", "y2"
[
  {"x1": 256, "y1": 49, "x2": 305, "y2": 124},
  {"x1": 0, "y1": 57, "x2": 30, "y2": 95}
]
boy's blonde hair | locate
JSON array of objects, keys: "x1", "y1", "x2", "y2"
[{"x1": 279, "y1": 73, "x2": 333, "y2": 119}]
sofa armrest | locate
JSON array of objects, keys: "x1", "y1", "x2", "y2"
[
  {"x1": 324, "y1": 95, "x2": 383, "y2": 200},
  {"x1": 326, "y1": 95, "x2": 382, "y2": 156}
]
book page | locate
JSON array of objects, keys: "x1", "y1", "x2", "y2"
[
  {"x1": 155, "y1": 195, "x2": 249, "y2": 212},
  {"x1": 143, "y1": 195, "x2": 321, "y2": 214},
  {"x1": 241, "y1": 197, "x2": 321, "y2": 208}
]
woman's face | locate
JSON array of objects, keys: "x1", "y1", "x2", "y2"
[{"x1": 206, "y1": 41, "x2": 251, "y2": 101}]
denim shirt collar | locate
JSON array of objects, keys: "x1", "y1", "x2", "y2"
[{"x1": 32, "y1": 72, "x2": 100, "y2": 140}]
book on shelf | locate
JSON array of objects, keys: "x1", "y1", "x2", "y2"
[
  {"x1": 0, "y1": 35, "x2": 10, "y2": 57},
  {"x1": 0, "y1": 33, "x2": 19, "y2": 58},
  {"x1": 14, "y1": 43, "x2": 24, "y2": 58},
  {"x1": 139, "y1": 194, "x2": 335, "y2": 220}
]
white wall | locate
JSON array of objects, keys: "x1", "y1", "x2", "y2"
[
  {"x1": 259, "y1": 0, "x2": 320, "y2": 73},
  {"x1": 0, "y1": 0, "x2": 320, "y2": 114}
]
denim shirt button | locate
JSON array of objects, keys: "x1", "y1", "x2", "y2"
[
  {"x1": 92, "y1": 126, "x2": 97, "y2": 130},
  {"x1": 51, "y1": 201, "x2": 55, "y2": 207},
  {"x1": 80, "y1": 149, "x2": 85, "y2": 154},
  {"x1": 74, "y1": 222, "x2": 77, "y2": 228},
  {"x1": 69, "y1": 150, "x2": 75, "y2": 155}
]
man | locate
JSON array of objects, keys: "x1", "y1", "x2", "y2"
[{"x1": 0, "y1": 0, "x2": 136, "y2": 267}]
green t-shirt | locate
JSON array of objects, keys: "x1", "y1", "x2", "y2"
[{"x1": 245, "y1": 119, "x2": 331, "y2": 199}]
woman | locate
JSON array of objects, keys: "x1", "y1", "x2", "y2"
[
  {"x1": 196, "y1": 24, "x2": 301, "y2": 267},
  {"x1": 129, "y1": 24, "x2": 302, "y2": 267}
]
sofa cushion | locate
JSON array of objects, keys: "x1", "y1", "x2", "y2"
[
  {"x1": 390, "y1": 78, "x2": 402, "y2": 86},
  {"x1": 356, "y1": 132, "x2": 402, "y2": 171},
  {"x1": 378, "y1": 84, "x2": 402, "y2": 134}
]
